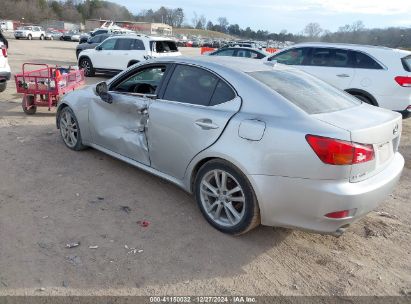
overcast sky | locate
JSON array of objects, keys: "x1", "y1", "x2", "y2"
[{"x1": 110, "y1": 0, "x2": 411, "y2": 33}]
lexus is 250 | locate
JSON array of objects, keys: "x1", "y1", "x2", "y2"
[{"x1": 56, "y1": 57, "x2": 404, "y2": 235}]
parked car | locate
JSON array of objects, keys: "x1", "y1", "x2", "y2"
[
  {"x1": 56, "y1": 57, "x2": 404, "y2": 235},
  {"x1": 208, "y1": 47, "x2": 269, "y2": 59},
  {"x1": 267, "y1": 42, "x2": 411, "y2": 116},
  {"x1": 0, "y1": 38, "x2": 10, "y2": 92},
  {"x1": 76, "y1": 33, "x2": 111, "y2": 59},
  {"x1": 45, "y1": 30, "x2": 62, "y2": 40},
  {"x1": 61, "y1": 30, "x2": 79, "y2": 41},
  {"x1": 78, "y1": 35, "x2": 181, "y2": 76},
  {"x1": 71, "y1": 33, "x2": 81, "y2": 42},
  {"x1": 14, "y1": 26, "x2": 45, "y2": 40}
]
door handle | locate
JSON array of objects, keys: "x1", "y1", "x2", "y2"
[
  {"x1": 336, "y1": 74, "x2": 350, "y2": 78},
  {"x1": 195, "y1": 119, "x2": 219, "y2": 130}
]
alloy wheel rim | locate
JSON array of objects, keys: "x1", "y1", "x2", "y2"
[
  {"x1": 200, "y1": 169, "x2": 246, "y2": 227},
  {"x1": 82, "y1": 60, "x2": 90, "y2": 73},
  {"x1": 60, "y1": 110, "x2": 78, "y2": 148}
]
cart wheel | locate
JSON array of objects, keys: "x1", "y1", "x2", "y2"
[
  {"x1": 79, "y1": 57, "x2": 95, "y2": 77},
  {"x1": 58, "y1": 107, "x2": 86, "y2": 151},
  {"x1": 22, "y1": 96, "x2": 37, "y2": 115}
]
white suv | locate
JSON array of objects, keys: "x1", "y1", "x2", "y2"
[
  {"x1": 78, "y1": 35, "x2": 181, "y2": 76},
  {"x1": 0, "y1": 40, "x2": 10, "y2": 93},
  {"x1": 14, "y1": 26, "x2": 46, "y2": 40},
  {"x1": 267, "y1": 42, "x2": 411, "y2": 116}
]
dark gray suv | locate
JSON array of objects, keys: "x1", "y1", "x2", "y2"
[{"x1": 76, "y1": 34, "x2": 111, "y2": 59}]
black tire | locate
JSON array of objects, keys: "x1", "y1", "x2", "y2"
[
  {"x1": 352, "y1": 94, "x2": 374, "y2": 105},
  {"x1": 15, "y1": 37, "x2": 20, "y2": 40},
  {"x1": 79, "y1": 57, "x2": 95, "y2": 77},
  {"x1": 194, "y1": 159, "x2": 260, "y2": 235},
  {"x1": 22, "y1": 95, "x2": 37, "y2": 115},
  {"x1": 40, "y1": 34, "x2": 44, "y2": 40},
  {"x1": 0, "y1": 82, "x2": 6, "y2": 93},
  {"x1": 58, "y1": 106, "x2": 87, "y2": 151},
  {"x1": 27, "y1": 34, "x2": 32, "y2": 40}
]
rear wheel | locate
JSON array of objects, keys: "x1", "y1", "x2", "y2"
[
  {"x1": 195, "y1": 159, "x2": 260, "y2": 235},
  {"x1": 0, "y1": 82, "x2": 6, "y2": 93},
  {"x1": 58, "y1": 107, "x2": 86, "y2": 151},
  {"x1": 40, "y1": 34, "x2": 45, "y2": 40},
  {"x1": 27, "y1": 34, "x2": 32, "y2": 40},
  {"x1": 79, "y1": 57, "x2": 95, "y2": 77},
  {"x1": 22, "y1": 95, "x2": 37, "y2": 115}
]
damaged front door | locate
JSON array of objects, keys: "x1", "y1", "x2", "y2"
[{"x1": 89, "y1": 65, "x2": 169, "y2": 166}]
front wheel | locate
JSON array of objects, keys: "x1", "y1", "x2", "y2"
[
  {"x1": 195, "y1": 160, "x2": 260, "y2": 235},
  {"x1": 27, "y1": 34, "x2": 32, "y2": 40},
  {"x1": 58, "y1": 107, "x2": 86, "y2": 151},
  {"x1": 40, "y1": 34, "x2": 44, "y2": 40},
  {"x1": 22, "y1": 95, "x2": 37, "y2": 115},
  {"x1": 79, "y1": 57, "x2": 95, "y2": 77}
]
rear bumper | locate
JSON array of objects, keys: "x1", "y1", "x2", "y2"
[{"x1": 249, "y1": 152, "x2": 404, "y2": 234}]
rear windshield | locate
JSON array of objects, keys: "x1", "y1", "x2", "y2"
[
  {"x1": 150, "y1": 40, "x2": 178, "y2": 53},
  {"x1": 402, "y1": 55, "x2": 411, "y2": 72},
  {"x1": 248, "y1": 69, "x2": 360, "y2": 114}
]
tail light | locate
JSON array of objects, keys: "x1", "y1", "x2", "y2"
[
  {"x1": 325, "y1": 209, "x2": 357, "y2": 219},
  {"x1": 395, "y1": 76, "x2": 411, "y2": 87},
  {"x1": 306, "y1": 135, "x2": 374, "y2": 165},
  {"x1": 0, "y1": 46, "x2": 7, "y2": 58}
]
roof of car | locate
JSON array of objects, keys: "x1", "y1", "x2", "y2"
[
  {"x1": 154, "y1": 56, "x2": 276, "y2": 73},
  {"x1": 214, "y1": 47, "x2": 268, "y2": 54},
  {"x1": 106, "y1": 34, "x2": 174, "y2": 41},
  {"x1": 287, "y1": 42, "x2": 411, "y2": 56}
]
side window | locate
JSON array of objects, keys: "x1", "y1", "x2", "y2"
[
  {"x1": 100, "y1": 38, "x2": 116, "y2": 50},
  {"x1": 132, "y1": 39, "x2": 145, "y2": 50},
  {"x1": 163, "y1": 65, "x2": 219, "y2": 106},
  {"x1": 115, "y1": 38, "x2": 134, "y2": 50},
  {"x1": 352, "y1": 51, "x2": 383, "y2": 69},
  {"x1": 210, "y1": 80, "x2": 236, "y2": 106},
  {"x1": 332, "y1": 49, "x2": 351, "y2": 67},
  {"x1": 90, "y1": 36, "x2": 100, "y2": 43},
  {"x1": 309, "y1": 48, "x2": 333, "y2": 66},
  {"x1": 212, "y1": 49, "x2": 236, "y2": 56},
  {"x1": 111, "y1": 66, "x2": 167, "y2": 94},
  {"x1": 270, "y1": 48, "x2": 309, "y2": 65},
  {"x1": 309, "y1": 48, "x2": 352, "y2": 67}
]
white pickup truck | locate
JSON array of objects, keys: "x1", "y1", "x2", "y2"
[{"x1": 14, "y1": 26, "x2": 46, "y2": 40}]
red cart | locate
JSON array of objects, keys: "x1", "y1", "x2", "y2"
[{"x1": 14, "y1": 63, "x2": 85, "y2": 115}]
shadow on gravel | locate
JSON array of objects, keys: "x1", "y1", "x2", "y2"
[{"x1": 0, "y1": 121, "x2": 290, "y2": 290}]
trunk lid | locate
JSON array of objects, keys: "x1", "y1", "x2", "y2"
[{"x1": 313, "y1": 103, "x2": 402, "y2": 182}]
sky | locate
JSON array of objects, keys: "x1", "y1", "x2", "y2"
[{"x1": 109, "y1": 0, "x2": 411, "y2": 33}]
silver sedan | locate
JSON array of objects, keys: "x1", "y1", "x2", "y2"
[{"x1": 56, "y1": 57, "x2": 404, "y2": 235}]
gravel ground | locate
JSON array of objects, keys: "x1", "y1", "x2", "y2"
[{"x1": 0, "y1": 39, "x2": 410, "y2": 296}]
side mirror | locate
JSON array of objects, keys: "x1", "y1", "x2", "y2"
[
  {"x1": 95, "y1": 81, "x2": 112, "y2": 104},
  {"x1": 96, "y1": 46, "x2": 102, "y2": 51}
]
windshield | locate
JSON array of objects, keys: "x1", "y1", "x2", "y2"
[
  {"x1": 248, "y1": 69, "x2": 360, "y2": 114},
  {"x1": 150, "y1": 40, "x2": 178, "y2": 53},
  {"x1": 22, "y1": 26, "x2": 33, "y2": 30}
]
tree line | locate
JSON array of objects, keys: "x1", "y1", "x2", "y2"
[{"x1": 0, "y1": 0, "x2": 410, "y2": 48}]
